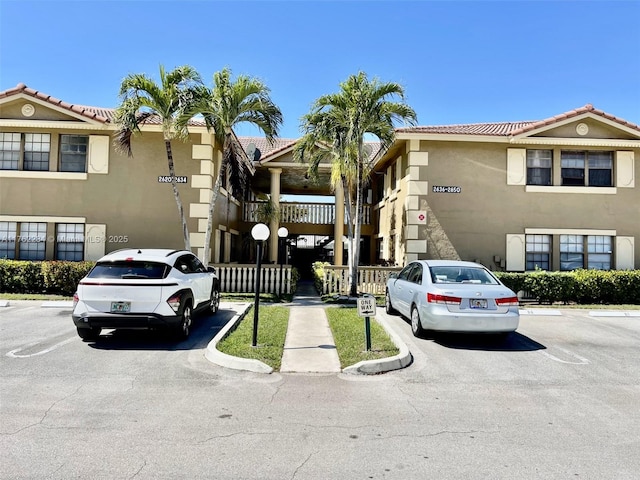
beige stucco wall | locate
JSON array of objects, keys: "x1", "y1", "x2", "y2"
[
  {"x1": 406, "y1": 140, "x2": 639, "y2": 269},
  {"x1": 0, "y1": 119, "x2": 235, "y2": 259}
]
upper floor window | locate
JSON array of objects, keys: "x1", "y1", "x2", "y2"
[
  {"x1": 389, "y1": 162, "x2": 397, "y2": 191},
  {"x1": 0, "y1": 133, "x2": 51, "y2": 171},
  {"x1": 561, "y1": 151, "x2": 613, "y2": 187},
  {"x1": 60, "y1": 135, "x2": 88, "y2": 172},
  {"x1": 0, "y1": 133, "x2": 20, "y2": 170},
  {"x1": 526, "y1": 150, "x2": 552, "y2": 186}
]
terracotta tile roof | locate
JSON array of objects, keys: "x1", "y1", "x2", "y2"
[
  {"x1": 397, "y1": 104, "x2": 640, "y2": 136},
  {"x1": 396, "y1": 121, "x2": 536, "y2": 136},
  {"x1": 238, "y1": 137, "x2": 298, "y2": 161},
  {"x1": 0, "y1": 83, "x2": 205, "y2": 126},
  {"x1": 1, "y1": 83, "x2": 112, "y2": 123},
  {"x1": 509, "y1": 104, "x2": 640, "y2": 135}
]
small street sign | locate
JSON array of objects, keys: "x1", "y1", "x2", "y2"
[{"x1": 357, "y1": 296, "x2": 376, "y2": 317}]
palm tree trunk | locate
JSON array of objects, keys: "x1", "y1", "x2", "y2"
[
  {"x1": 350, "y1": 163, "x2": 364, "y2": 297},
  {"x1": 165, "y1": 140, "x2": 190, "y2": 250}
]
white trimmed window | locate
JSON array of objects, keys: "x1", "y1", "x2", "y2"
[
  {"x1": 18, "y1": 222, "x2": 47, "y2": 260},
  {"x1": 60, "y1": 135, "x2": 89, "y2": 172},
  {"x1": 526, "y1": 234, "x2": 551, "y2": 270},
  {"x1": 526, "y1": 150, "x2": 552, "y2": 186},
  {"x1": 587, "y1": 236, "x2": 612, "y2": 270},
  {"x1": 0, "y1": 133, "x2": 21, "y2": 170},
  {"x1": 0, "y1": 222, "x2": 17, "y2": 259},
  {"x1": 56, "y1": 224, "x2": 84, "y2": 261},
  {"x1": 561, "y1": 234, "x2": 613, "y2": 270},
  {"x1": 561, "y1": 151, "x2": 613, "y2": 187},
  {"x1": 24, "y1": 133, "x2": 51, "y2": 171},
  {"x1": 560, "y1": 235, "x2": 584, "y2": 271},
  {"x1": 0, "y1": 133, "x2": 51, "y2": 171}
]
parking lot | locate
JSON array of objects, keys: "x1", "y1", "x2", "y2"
[{"x1": 1, "y1": 301, "x2": 639, "y2": 479}]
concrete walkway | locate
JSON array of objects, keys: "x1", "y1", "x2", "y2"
[{"x1": 279, "y1": 281, "x2": 341, "y2": 373}]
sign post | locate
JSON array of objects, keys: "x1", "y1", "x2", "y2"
[{"x1": 357, "y1": 295, "x2": 376, "y2": 351}]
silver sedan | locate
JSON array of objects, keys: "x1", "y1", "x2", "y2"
[{"x1": 385, "y1": 260, "x2": 519, "y2": 337}]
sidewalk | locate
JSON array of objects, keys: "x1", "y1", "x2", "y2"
[{"x1": 279, "y1": 281, "x2": 341, "y2": 373}]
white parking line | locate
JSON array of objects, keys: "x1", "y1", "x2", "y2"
[
  {"x1": 538, "y1": 346, "x2": 590, "y2": 365},
  {"x1": 41, "y1": 301, "x2": 74, "y2": 308},
  {"x1": 6, "y1": 336, "x2": 77, "y2": 358},
  {"x1": 589, "y1": 311, "x2": 640, "y2": 317},
  {"x1": 519, "y1": 309, "x2": 562, "y2": 316}
]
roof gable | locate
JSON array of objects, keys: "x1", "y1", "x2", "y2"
[
  {"x1": 396, "y1": 104, "x2": 640, "y2": 140},
  {"x1": 0, "y1": 83, "x2": 111, "y2": 124}
]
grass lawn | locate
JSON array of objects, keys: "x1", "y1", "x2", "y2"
[
  {"x1": 0, "y1": 293, "x2": 73, "y2": 301},
  {"x1": 217, "y1": 305, "x2": 400, "y2": 371},
  {"x1": 326, "y1": 307, "x2": 399, "y2": 368},
  {"x1": 216, "y1": 306, "x2": 289, "y2": 371}
]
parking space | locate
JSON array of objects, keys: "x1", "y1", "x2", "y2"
[{"x1": 2, "y1": 302, "x2": 639, "y2": 479}]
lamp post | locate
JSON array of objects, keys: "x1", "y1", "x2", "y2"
[
  {"x1": 277, "y1": 227, "x2": 288, "y2": 298},
  {"x1": 251, "y1": 223, "x2": 270, "y2": 347}
]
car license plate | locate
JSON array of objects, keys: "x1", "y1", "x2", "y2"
[
  {"x1": 470, "y1": 299, "x2": 487, "y2": 309},
  {"x1": 111, "y1": 301, "x2": 131, "y2": 313}
]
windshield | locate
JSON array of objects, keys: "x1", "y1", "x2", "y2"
[
  {"x1": 88, "y1": 261, "x2": 169, "y2": 280},
  {"x1": 428, "y1": 266, "x2": 499, "y2": 285}
]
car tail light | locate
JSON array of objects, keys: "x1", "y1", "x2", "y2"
[
  {"x1": 73, "y1": 292, "x2": 79, "y2": 308},
  {"x1": 167, "y1": 293, "x2": 182, "y2": 312},
  {"x1": 427, "y1": 293, "x2": 461, "y2": 305},
  {"x1": 495, "y1": 296, "x2": 519, "y2": 306}
]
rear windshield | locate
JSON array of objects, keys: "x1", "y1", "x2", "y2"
[
  {"x1": 428, "y1": 266, "x2": 499, "y2": 285},
  {"x1": 88, "y1": 261, "x2": 169, "y2": 280}
]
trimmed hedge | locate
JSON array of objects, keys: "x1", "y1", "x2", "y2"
[
  {"x1": 2, "y1": 259, "x2": 639, "y2": 304},
  {"x1": 0, "y1": 260, "x2": 94, "y2": 296},
  {"x1": 495, "y1": 269, "x2": 640, "y2": 305}
]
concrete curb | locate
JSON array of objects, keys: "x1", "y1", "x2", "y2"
[
  {"x1": 204, "y1": 303, "x2": 274, "y2": 374},
  {"x1": 343, "y1": 307, "x2": 412, "y2": 375}
]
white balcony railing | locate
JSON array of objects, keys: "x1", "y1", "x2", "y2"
[{"x1": 243, "y1": 202, "x2": 371, "y2": 225}]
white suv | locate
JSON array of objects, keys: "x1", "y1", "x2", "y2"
[{"x1": 72, "y1": 249, "x2": 220, "y2": 341}]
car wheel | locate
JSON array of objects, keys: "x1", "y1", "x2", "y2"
[
  {"x1": 385, "y1": 290, "x2": 396, "y2": 315},
  {"x1": 410, "y1": 306, "x2": 425, "y2": 338},
  {"x1": 77, "y1": 326, "x2": 101, "y2": 341},
  {"x1": 209, "y1": 288, "x2": 220, "y2": 314},
  {"x1": 176, "y1": 302, "x2": 192, "y2": 340}
]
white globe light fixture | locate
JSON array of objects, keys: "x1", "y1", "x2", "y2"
[
  {"x1": 277, "y1": 227, "x2": 289, "y2": 297},
  {"x1": 252, "y1": 223, "x2": 270, "y2": 242},
  {"x1": 251, "y1": 223, "x2": 270, "y2": 347},
  {"x1": 277, "y1": 227, "x2": 288, "y2": 238}
]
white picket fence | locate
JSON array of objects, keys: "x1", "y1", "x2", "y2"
[
  {"x1": 212, "y1": 264, "x2": 293, "y2": 294},
  {"x1": 320, "y1": 266, "x2": 402, "y2": 295}
]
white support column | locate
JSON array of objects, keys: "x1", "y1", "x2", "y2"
[
  {"x1": 334, "y1": 182, "x2": 344, "y2": 265},
  {"x1": 269, "y1": 168, "x2": 282, "y2": 263}
]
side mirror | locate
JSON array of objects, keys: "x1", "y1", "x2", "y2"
[
  {"x1": 389, "y1": 273, "x2": 398, "y2": 280},
  {"x1": 207, "y1": 266, "x2": 216, "y2": 274}
]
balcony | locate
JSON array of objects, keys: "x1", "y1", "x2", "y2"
[{"x1": 243, "y1": 202, "x2": 371, "y2": 225}]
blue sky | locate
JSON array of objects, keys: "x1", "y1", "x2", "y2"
[{"x1": 1, "y1": 0, "x2": 639, "y2": 139}]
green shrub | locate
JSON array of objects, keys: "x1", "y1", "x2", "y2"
[
  {"x1": 41, "y1": 261, "x2": 94, "y2": 296},
  {"x1": 312, "y1": 261, "x2": 331, "y2": 294},
  {"x1": 0, "y1": 259, "x2": 94, "y2": 296},
  {"x1": 494, "y1": 272, "x2": 527, "y2": 294},
  {"x1": 497, "y1": 269, "x2": 640, "y2": 305},
  {"x1": 0, "y1": 260, "x2": 45, "y2": 293}
]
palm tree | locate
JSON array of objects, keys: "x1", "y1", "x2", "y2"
[
  {"x1": 294, "y1": 71, "x2": 417, "y2": 296},
  {"x1": 179, "y1": 67, "x2": 283, "y2": 264},
  {"x1": 113, "y1": 65, "x2": 202, "y2": 250}
]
